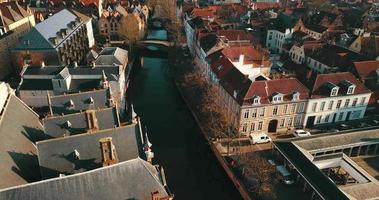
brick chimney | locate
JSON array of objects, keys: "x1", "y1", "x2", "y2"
[
  {"x1": 86, "y1": 110, "x2": 98, "y2": 132},
  {"x1": 99, "y1": 137, "x2": 118, "y2": 167}
]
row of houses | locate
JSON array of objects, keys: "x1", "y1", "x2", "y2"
[{"x1": 182, "y1": 1, "x2": 376, "y2": 136}]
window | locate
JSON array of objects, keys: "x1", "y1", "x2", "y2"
[
  {"x1": 294, "y1": 116, "x2": 301, "y2": 126},
  {"x1": 253, "y1": 96, "x2": 260, "y2": 105},
  {"x1": 273, "y1": 96, "x2": 282, "y2": 102},
  {"x1": 328, "y1": 101, "x2": 334, "y2": 110},
  {"x1": 336, "y1": 100, "x2": 342, "y2": 109},
  {"x1": 287, "y1": 118, "x2": 293, "y2": 126},
  {"x1": 244, "y1": 110, "x2": 249, "y2": 119},
  {"x1": 258, "y1": 122, "x2": 263, "y2": 130},
  {"x1": 347, "y1": 86, "x2": 355, "y2": 94},
  {"x1": 352, "y1": 98, "x2": 358, "y2": 107},
  {"x1": 344, "y1": 99, "x2": 350, "y2": 108},
  {"x1": 298, "y1": 102, "x2": 305, "y2": 112},
  {"x1": 338, "y1": 112, "x2": 344, "y2": 121},
  {"x1": 320, "y1": 102, "x2": 325, "y2": 111},
  {"x1": 324, "y1": 115, "x2": 330, "y2": 123},
  {"x1": 242, "y1": 123, "x2": 247, "y2": 132},
  {"x1": 331, "y1": 88, "x2": 338, "y2": 96},
  {"x1": 272, "y1": 106, "x2": 278, "y2": 116},
  {"x1": 360, "y1": 97, "x2": 366, "y2": 105},
  {"x1": 316, "y1": 116, "x2": 321, "y2": 123},
  {"x1": 312, "y1": 102, "x2": 317, "y2": 112},
  {"x1": 291, "y1": 104, "x2": 296, "y2": 113},
  {"x1": 351, "y1": 110, "x2": 361, "y2": 119},
  {"x1": 259, "y1": 108, "x2": 265, "y2": 117},
  {"x1": 251, "y1": 123, "x2": 255, "y2": 132},
  {"x1": 251, "y1": 109, "x2": 257, "y2": 118},
  {"x1": 284, "y1": 105, "x2": 288, "y2": 114},
  {"x1": 280, "y1": 119, "x2": 285, "y2": 128}
]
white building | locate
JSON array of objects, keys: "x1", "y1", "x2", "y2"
[
  {"x1": 266, "y1": 14, "x2": 295, "y2": 54},
  {"x1": 303, "y1": 72, "x2": 371, "y2": 128}
]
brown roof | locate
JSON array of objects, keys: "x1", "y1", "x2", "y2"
[
  {"x1": 311, "y1": 72, "x2": 371, "y2": 99},
  {"x1": 353, "y1": 60, "x2": 379, "y2": 80},
  {"x1": 243, "y1": 78, "x2": 309, "y2": 105},
  {"x1": 217, "y1": 29, "x2": 253, "y2": 42},
  {"x1": 221, "y1": 46, "x2": 269, "y2": 66},
  {"x1": 0, "y1": 1, "x2": 31, "y2": 27}
]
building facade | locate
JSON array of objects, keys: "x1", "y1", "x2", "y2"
[
  {"x1": 0, "y1": 1, "x2": 35, "y2": 79},
  {"x1": 303, "y1": 72, "x2": 371, "y2": 128},
  {"x1": 12, "y1": 9, "x2": 94, "y2": 73}
]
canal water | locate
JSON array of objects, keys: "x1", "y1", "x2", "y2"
[{"x1": 130, "y1": 30, "x2": 242, "y2": 199}]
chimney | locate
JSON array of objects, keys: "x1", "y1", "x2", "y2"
[
  {"x1": 86, "y1": 110, "x2": 98, "y2": 132},
  {"x1": 41, "y1": 61, "x2": 46, "y2": 67},
  {"x1": 74, "y1": 61, "x2": 78, "y2": 68},
  {"x1": 239, "y1": 54, "x2": 244, "y2": 64},
  {"x1": 99, "y1": 137, "x2": 118, "y2": 167},
  {"x1": 151, "y1": 191, "x2": 161, "y2": 200}
]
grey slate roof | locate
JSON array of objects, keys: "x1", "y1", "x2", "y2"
[
  {"x1": 15, "y1": 9, "x2": 82, "y2": 50},
  {"x1": 50, "y1": 89, "x2": 110, "y2": 115},
  {"x1": 274, "y1": 141, "x2": 349, "y2": 200},
  {"x1": 36, "y1": 124, "x2": 142, "y2": 179},
  {"x1": 0, "y1": 95, "x2": 44, "y2": 189},
  {"x1": 43, "y1": 107, "x2": 119, "y2": 138},
  {"x1": 294, "y1": 129, "x2": 379, "y2": 151},
  {"x1": 95, "y1": 47, "x2": 128, "y2": 66},
  {"x1": 0, "y1": 158, "x2": 169, "y2": 200}
]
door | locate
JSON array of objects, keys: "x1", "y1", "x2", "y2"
[
  {"x1": 268, "y1": 119, "x2": 278, "y2": 133},
  {"x1": 305, "y1": 116, "x2": 315, "y2": 128}
]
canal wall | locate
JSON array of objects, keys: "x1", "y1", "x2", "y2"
[{"x1": 174, "y1": 81, "x2": 252, "y2": 200}]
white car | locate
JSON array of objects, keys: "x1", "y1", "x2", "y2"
[
  {"x1": 294, "y1": 130, "x2": 311, "y2": 137},
  {"x1": 249, "y1": 133, "x2": 272, "y2": 144}
]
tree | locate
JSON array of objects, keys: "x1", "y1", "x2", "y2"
[
  {"x1": 119, "y1": 13, "x2": 145, "y2": 46},
  {"x1": 238, "y1": 153, "x2": 277, "y2": 200}
]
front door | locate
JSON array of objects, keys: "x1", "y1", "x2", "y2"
[
  {"x1": 268, "y1": 120, "x2": 278, "y2": 133},
  {"x1": 306, "y1": 116, "x2": 315, "y2": 128}
]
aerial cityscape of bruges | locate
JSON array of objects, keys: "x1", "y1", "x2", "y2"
[{"x1": 0, "y1": 0, "x2": 379, "y2": 199}]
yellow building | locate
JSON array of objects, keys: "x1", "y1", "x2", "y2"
[{"x1": 0, "y1": 1, "x2": 35, "y2": 79}]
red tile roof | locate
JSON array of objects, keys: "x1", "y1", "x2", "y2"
[
  {"x1": 243, "y1": 78, "x2": 309, "y2": 105},
  {"x1": 221, "y1": 46, "x2": 269, "y2": 67},
  {"x1": 252, "y1": 2, "x2": 281, "y2": 10},
  {"x1": 353, "y1": 60, "x2": 379, "y2": 80},
  {"x1": 311, "y1": 72, "x2": 371, "y2": 99},
  {"x1": 0, "y1": 1, "x2": 31, "y2": 27},
  {"x1": 217, "y1": 29, "x2": 253, "y2": 42},
  {"x1": 191, "y1": 7, "x2": 216, "y2": 18},
  {"x1": 79, "y1": 0, "x2": 101, "y2": 6}
]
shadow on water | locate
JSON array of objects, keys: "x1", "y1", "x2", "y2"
[{"x1": 130, "y1": 29, "x2": 242, "y2": 200}]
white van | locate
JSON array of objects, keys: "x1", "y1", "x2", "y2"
[
  {"x1": 249, "y1": 133, "x2": 271, "y2": 144},
  {"x1": 276, "y1": 165, "x2": 294, "y2": 185}
]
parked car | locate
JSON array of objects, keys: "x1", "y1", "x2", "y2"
[
  {"x1": 339, "y1": 123, "x2": 351, "y2": 130},
  {"x1": 329, "y1": 128, "x2": 340, "y2": 133},
  {"x1": 357, "y1": 122, "x2": 370, "y2": 128},
  {"x1": 371, "y1": 119, "x2": 379, "y2": 126},
  {"x1": 293, "y1": 130, "x2": 311, "y2": 137},
  {"x1": 249, "y1": 133, "x2": 271, "y2": 144},
  {"x1": 276, "y1": 165, "x2": 294, "y2": 185}
]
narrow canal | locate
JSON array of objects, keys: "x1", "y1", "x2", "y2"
[{"x1": 129, "y1": 30, "x2": 242, "y2": 199}]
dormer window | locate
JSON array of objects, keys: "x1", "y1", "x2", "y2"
[
  {"x1": 67, "y1": 99, "x2": 75, "y2": 109},
  {"x1": 347, "y1": 85, "x2": 355, "y2": 95},
  {"x1": 88, "y1": 97, "x2": 94, "y2": 104},
  {"x1": 64, "y1": 120, "x2": 72, "y2": 128},
  {"x1": 292, "y1": 92, "x2": 300, "y2": 101},
  {"x1": 233, "y1": 90, "x2": 238, "y2": 98},
  {"x1": 252, "y1": 95, "x2": 260, "y2": 105},
  {"x1": 331, "y1": 88, "x2": 338, "y2": 96},
  {"x1": 272, "y1": 92, "x2": 283, "y2": 103}
]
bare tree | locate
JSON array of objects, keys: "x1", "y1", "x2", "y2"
[{"x1": 238, "y1": 153, "x2": 277, "y2": 200}]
